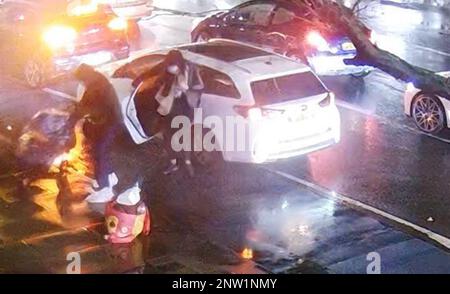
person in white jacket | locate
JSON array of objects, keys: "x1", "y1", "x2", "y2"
[{"x1": 154, "y1": 50, "x2": 195, "y2": 176}]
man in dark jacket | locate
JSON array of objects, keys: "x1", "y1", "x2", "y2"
[{"x1": 73, "y1": 64, "x2": 123, "y2": 200}]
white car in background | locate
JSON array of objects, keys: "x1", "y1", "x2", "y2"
[
  {"x1": 404, "y1": 72, "x2": 450, "y2": 134},
  {"x1": 93, "y1": 39, "x2": 341, "y2": 164},
  {"x1": 99, "y1": 0, "x2": 153, "y2": 20}
]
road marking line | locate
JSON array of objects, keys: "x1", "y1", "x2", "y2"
[
  {"x1": 42, "y1": 87, "x2": 77, "y2": 102},
  {"x1": 422, "y1": 132, "x2": 450, "y2": 144},
  {"x1": 268, "y1": 168, "x2": 450, "y2": 249},
  {"x1": 412, "y1": 44, "x2": 450, "y2": 57},
  {"x1": 376, "y1": 32, "x2": 450, "y2": 57}
]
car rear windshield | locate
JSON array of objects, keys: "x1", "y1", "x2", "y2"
[{"x1": 251, "y1": 72, "x2": 327, "y2": 105}]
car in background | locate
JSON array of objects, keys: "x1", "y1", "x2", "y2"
[
  {"x1": 191, "y1": 0, "x2": 374, "y2": 77},
  {"x1": 404, "y1": 73, "x2": 450, "y2": 134},
  {"x1": 87, "y1": 39, "x2": 341, "y2": 165},
  {"x1": 0, "y1": 0, "x2": 130, "y2": 88},
  {"x1": 97, "y1": 0, "x2": 153, "y2": 20}
]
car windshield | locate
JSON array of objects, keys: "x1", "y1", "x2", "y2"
[{"x1": 251, "y1": 72, "x2": 326, "y2": 105}]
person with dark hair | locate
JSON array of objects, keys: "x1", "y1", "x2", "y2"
[
  {"x1": 73, "y1": 64, "x2": 123, "y2": 202},
  {"x1": 74, "y1": 50, "x2": 195, "y2": 190},
  {"x1": 152, "y1": 50, "x2": 195, "y2": 176}
]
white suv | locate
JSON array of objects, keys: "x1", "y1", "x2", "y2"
[{"x1": 96, "y1": 39, "x2": 341, "y2": 164}]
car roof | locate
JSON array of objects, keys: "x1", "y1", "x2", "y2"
[
  {"x1": 183, "y1": 39, "x2": 310, "y2": 79},
  {"x1": 231, "y1": 54, "x2": 310, "y2": 79},
  {"x1": 107, "y1": 39, "x2": 310, "y2": 81}
]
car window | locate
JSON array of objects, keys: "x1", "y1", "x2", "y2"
[
  {"x1": 271, "y1": 7, "x2": 296, "y2": 25},
  {"x1": 251, "y1": 72, "x2": 326, "y2": 105},
  {"x1": 198, "y1": 66, "x2": 241, "y2": 99},
  {"x1": 234, "y1": 3, "x2": 275, "y2": 26}
]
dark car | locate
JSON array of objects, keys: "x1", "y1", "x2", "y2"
[
  {"x1": 191, "y1": 0, "x2": 374, "y2": 77},
  {"x1": 0, "y1": 0, "x2": 130, "y2": 88}
]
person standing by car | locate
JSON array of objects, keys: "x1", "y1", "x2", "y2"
[
  {"x1": 73, "y1": 64, "x2": 148, "y2": 208},
  {"x1": 153, "y1": 50, "x2": 195, "y2": 176},
  {"x1": 127, "y1": 50, "x2": 199, "y2": 176},
  {"x1": 73, "y1": 64, "x2": 123, "y2": 199}
]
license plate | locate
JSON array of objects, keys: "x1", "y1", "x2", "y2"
[
  {"x1": 289, "y1": 112, "x2": 313, "y2": 123},
  {"x1": 342, "y1": 42, "x2": 356, "y2": 51}
]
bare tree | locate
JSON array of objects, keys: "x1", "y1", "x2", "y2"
[{"x1": 290, "y1": 0, "x2": 450, "y2": 100}]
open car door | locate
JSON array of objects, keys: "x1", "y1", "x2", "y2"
[{"x1": 112, "y1": 53, "x2": 168, "y2": 144}]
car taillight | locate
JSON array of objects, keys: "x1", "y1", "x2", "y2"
[
  {"x1": 306, "y1": 31, "x2": 330, "y2": 52},
  {"x1": 319, "y1": 92, "x2": 335, "y2": 107},
  {"x1": 234, "y1": 106, "x2": 284, "y2": 120},
  {"x1": 108, "y1": 17, "x2": 128, "y2": 31}
]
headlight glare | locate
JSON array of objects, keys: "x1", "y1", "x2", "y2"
[{"x1": 43, "y1": 25, "x2": 77, "y2": 51}]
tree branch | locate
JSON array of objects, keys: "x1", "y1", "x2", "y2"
[{"x1": 289, "y1": 0, "x2": 450, "y2": 100}]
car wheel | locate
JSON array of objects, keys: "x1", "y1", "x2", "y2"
[
  {"x1": 24, "y1": 55, "x2": 48, "y2": 88},
  {"x1": 412, "y1": 94, "x2": 446, "y2": 134},
  {"x1": 195, "y1": 31, "x2": 212, "y2": 43},
  {"x1": 191, "y1": 126, "x2": 223, "y2": 169}
]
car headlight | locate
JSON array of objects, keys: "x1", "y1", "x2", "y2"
[
  {"x1": 108, "y1": 17, "x2": 128, "y2": 31},
  {"x1": 306, "y1": 31, "x2": 330, "y2": 52},
  {"x1": 43, "y1": 25, "x2": 77, "y2": 51}
]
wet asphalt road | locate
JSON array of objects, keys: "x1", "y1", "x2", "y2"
[{"x1": 0, "y1": 1, "x2": 450, "y2": 273}]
